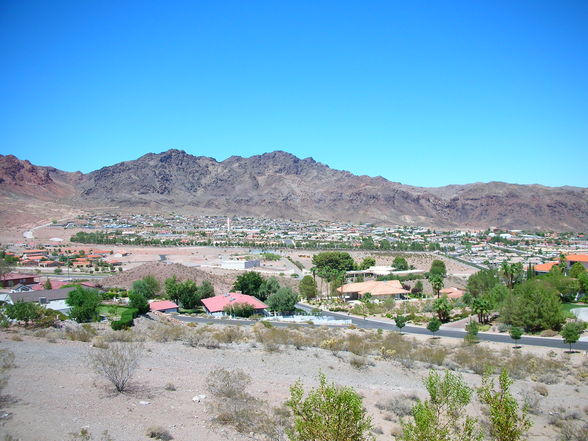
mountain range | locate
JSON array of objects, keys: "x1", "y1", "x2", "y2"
[{"x1": 1, "y1": 150, "x2": 587, "y2": 231}]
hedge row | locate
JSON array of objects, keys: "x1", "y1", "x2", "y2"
[{"x1": 111, "y1": 307, "x2": 139, "y2": 330}]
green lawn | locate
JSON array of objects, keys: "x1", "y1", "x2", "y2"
[
  {"x1": 98, "y1": 305, "x2": 133, "y2": 318},
  {"x1": 561, "y1": 302, "x2": 588, "y2": 315}
]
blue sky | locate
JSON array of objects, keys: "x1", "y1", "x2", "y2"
[{"x1": 1, "y1": 0, "x2": 586, "y2": 187}]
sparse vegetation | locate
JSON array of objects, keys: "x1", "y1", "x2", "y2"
[{"x1": 89, "y1": 342, "x2": 142, "y2": 392}]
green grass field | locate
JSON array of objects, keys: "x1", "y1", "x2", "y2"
[
  {"x1": 561, "y1": 302, "x2": 588, "y2": 316},
  {"x1": 98, "y1": 305, "x2": 133, "y2": 318}
]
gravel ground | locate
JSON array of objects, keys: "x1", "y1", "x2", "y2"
[{"x1": 1, "y1": 324, "x2": 587, "y2": 441}]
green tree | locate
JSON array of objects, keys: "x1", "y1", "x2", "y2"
[
  {"x1": 429, "y1": 260, "x2": 447, "y2": 278},
  {"x1": 66, "y1": 286, "x2": 102, "y2": 323},
  {"x1": 429, "y1": 274, "x2": 444, "y2": 298},
  {"x1": 500, "y1": 279, "x2": 564, "y2": 332},
  {"x1": 477, "y1": 369, "x2": 532, "y2": 441},
  {"x1": 509, "y1": 326, "x2": 523, "y2": 348},
  {"x1": 466, "y1": 269, "x2": 500, "y2": 298},
  {"x1": 433, "y1": 296, "x2": 452, "y2": 323},
  {"x1": 5, "y1": 301, "x2": 42, "y2": 323},
  {"x1": 464, "y1": 320, "x2": 479, "y2": 344},
  {"x1": 569, "y1": 262, "x2": 586, "y2": 279},
  {"x1": 164, "y1": 276, "x2": 181, "y2": 304},
  {"x1": 500, "y1": 261, "x2": 524, "y2": 289},
  {"x1": 359, "y1": 257, "x2": 376, "y2": 270},
  {"x1": 312, "y1": 252, "x2": 355, "y2": 273},
  {"x1": 232, "y1": 271, "x2": 265, "y2": 299},
  {"x1": 128, "y1": 292, "x2": 149, "y2": 314},
  {"x1": 131, "y1": 279, "x2": 155, "y2": 299},
  {"x1": 286, "y1": 373, "x2": 373, "y2": 441},
  {"x1": 394, "y1": 314, "x2": 408, "y2": 333},
  {"x1": 266, "y1": 287, "x2": 298, "y2": 314},
  {"x1": 142, "y1": 275, "x2": 161, "y2": 295},
  {"x1": 43, "y1": 279, "x2": 52, "y2": 290},
  {"x1": 412, "y1": 280, "x2": 424, "y2": 297},
  {"x1": 299, "y1": 275, "x2": 318, "y2": 300},
  {"x1": 427, "y1": 317, "x2": 441, "y2": 337},
  {"x1": 199, "y1": 280, "x2": 215, "y2": 299},
  {"x1": 561, "y1": 321, "x2": 583, "y2": 352},
  {"x1": 393, "y1": 256, "x2": 409, "y2": 271},
  {"x1": 178, "y1": 280, "x2": 201, "y2": 309},
  {"x1": 579, "y1": 272, "x2": 588, "y2": 294},
  {"x1": 472, "y1": 297, "x2": 492, "y2": 324},
  {"x1": 258, "y1": 276, "x2": 280, "y2": 301},
  {"x1": 398, "y1": 370, "x2": 481, "y2": 441}
]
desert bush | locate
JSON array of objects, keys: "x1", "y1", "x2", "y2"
[
  {"x1": 184, "y1": 330, "x2": 221, "y2": 349},
  {"x1": 213, "y1": 326, "x2": 246, "y2": 344},
  {"x1": 346, "y1": 333, "x2": 371, "y2": 356},
  {"x1": 478, "y1": 369, "x2": 532, "y2": 441},
  {"x1": 92, "y1": 336, "x2": 109, "y2": 349},
  {"x1": 414, "y1": 345, "x2": 448, "y2": 367},
  {"x1": 68, "y1": 428, "x2": 114, "y2": 441},
  {"x1": 376, "y1": 394, "x2": 419, "y2": 419},
  {"x1": 534, "y1": 384, "x2": 549, "y2": 396},
  {"x1": 145, "y1": 426, "x2": 173, "y2": 440},
  {"x1": 286, "y1": 373, "x2": 373, "y2": 441},
  {"x1": 452, "y1": 345, "x2": 500, "y2": 375},
  {"x1": 164, "y1": 382, "x2": 176, "y2": 391},
  {"x1": 349, "y1": 356, "x2": 372, "y2": 370},
  {"x1": 66, "y1": 324, "x2": 97, "y2": 342},
  {"x1": 398, "y1": 370, "x2": 480, "y2": 441},
  {"x1": 89, "y1": 342, "x2": 142, "y2": 392},
  {"x1": 538, "y1": 372, "x2": 560, "y2": 385},
  {"x1": 559, "y1": 422, "x2": 588, "y2": 441},
  {"x1": 147, "y1": 322, "x2": 185, "y2": 342},
  {"x1": 0, "y1": 349, "x2": 15, "y2": 410},
  {"x1": 206, "y1": 368, "x2": 285, "y2": 437},
  {"x1": 520, "y1": 390, "x2": 542, "y2": 415}
]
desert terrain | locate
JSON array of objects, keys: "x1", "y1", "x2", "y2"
[{"x1": 1, "y1": 316, "x2": 587, "y2": 441}]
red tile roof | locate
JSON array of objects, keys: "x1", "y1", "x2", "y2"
[
  {"x1": 201, "y1": 293, "x2": 268, "y2": 313},
  {"x1": 566, "y1": 254, "x2": 588, "y2": 263},
  {"x1": 0, "y1": 273, "x2": 37, "y2": 282},
  {"x1": 149, "y1": 300, "x2": 179, "y2": 311},
  {"x1": 533, "y1": 262, "x2": 557, "y2": 272},
  {"x1": 32, "y1": 280, "x2": 68, "y2": 290}
]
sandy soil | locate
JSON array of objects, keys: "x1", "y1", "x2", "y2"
[{"x1": 1, "y1": 321, "x2": 587, "y2": 441}]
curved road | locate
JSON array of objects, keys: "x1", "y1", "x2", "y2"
[{"x1": 175, "y1": 303, "x2": 588, "y2": 351}]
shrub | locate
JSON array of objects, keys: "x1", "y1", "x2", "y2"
[
  {"x1": 145, "y1": 426, "x2": 172, "y2": 440},
  {"x1": 286, "y1": 373, "x2": 373, "y2": 441},
  {"x1": 478, "y1": 369, "x2": 532, "y2": 441},
  {"x1": 398, "y1": 370, "x2": 479, "y2": 441},
  {"x1": 205, "y1": 368, "x2": 283, "y2": 436},
  {"x1": 111, "y1": 308, "x2": 138, "y2": 330},
  {"x1": 89, "y1": 342, "x2": 142, "y2": 392},
  {"x1": 376, "y1": 394, "x2": 419, "y2": 419},
  {"x1": 224, "y1": 303, "x2": 255, "y2": 318}
]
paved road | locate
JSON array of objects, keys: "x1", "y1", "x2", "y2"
[{"x1": 175, "y1": 304, "x2": 588, "y2": 351}]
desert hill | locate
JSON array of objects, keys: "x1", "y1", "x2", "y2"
[{"x1": 1, "y1": 150, "x2": 587, "y2": 231}]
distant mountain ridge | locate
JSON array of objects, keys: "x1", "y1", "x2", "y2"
[{"x1": 1, "y1": 150, "x2": 587, "y2": 231}]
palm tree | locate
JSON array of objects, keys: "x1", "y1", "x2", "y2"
[{"x1": 429, "y1": 274, "x2": 444, "y2": 298}]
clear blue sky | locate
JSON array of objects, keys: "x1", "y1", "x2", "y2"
[{"x1": 1, "y1": 0, "x2": 587, "y2": 187}]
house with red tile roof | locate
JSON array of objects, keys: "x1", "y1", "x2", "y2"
[
  {"x1": 0, "y1": 273, "x2": 37, "y2": 288},
  {"x1": 149, "y1": 300, "x2": 179, "y2": 313},
  {"x1": 337, "y1": 280, "x2": 409, "y2": 301},
  {"x1": 201, "y1": 293, "x2": 268, "y2": 316},
  {"x1": 533, "y1": 254, "x2": 588, "y2": 274}
]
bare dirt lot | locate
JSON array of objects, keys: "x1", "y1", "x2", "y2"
[{"x1": 1, "y1": 318, "x2": 587, "y2": 441}]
